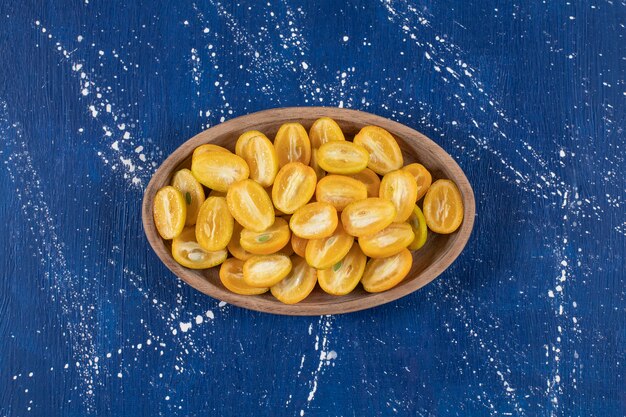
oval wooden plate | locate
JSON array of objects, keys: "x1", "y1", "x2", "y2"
[{"x1": 142, "y1": 107, "x2": 475, "y2": 315}]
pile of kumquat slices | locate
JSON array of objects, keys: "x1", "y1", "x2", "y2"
[{"x1": 153, "y1": 118, "x2": 464, "y2": 304}]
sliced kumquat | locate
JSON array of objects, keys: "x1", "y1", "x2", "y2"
[
  {"x1": 172, "y1": 227, "x2": 228, "y2": 269},
  {"x1": 353, "y1": 125, "x2": 403, "y2": 175},
  {"x1": 195, "y1": 196, "x2": 234, "y2": 251},
  {"x1": 408, "y1": 205, "x2": 428, "y2": 250},
  {"x1": 272, "y1": 162, "x2": 317, "y2": 214},
  {"x1": 361, "y1": 248, "x2": 413, "y2": 293},
  {"x1": 358, "y1": 222, "x2": 414, "y2": 258},
  {"x1": 349, "y1": 168, "x2": 381, "y2": 197},
  {"x1": 219, "y1": 258, "x2": 269, "y2": 295},
  {"x1": 317, "y1": 244, "x2": 367, "y2": 296},
  {"x1": 274, "y1": 122, "x2": 311, "y2": 167},
  {"x1": 240, "y1": 217, "x2": 291, "y2": 255},
  {"x1": 227, "y1": 222, "x2": 255, "y2": 261},
  {"x1": 341, "y1": 198, "x2": 396, "y2": 237},
  {"x1": 305, "y1": 223, "x2": 354, "y2": 269},
  {"x1": 243, "y1": 254, "x2": 293, "y2": 287},
  {"x1": 236, "y1": 132, "x2": 278, "y2": 187},
  {"x1": 309, "y1": 117, "x2": 345, "y2": 148},
  {"x1": 270, "y1": 256, "x2": 317, "y2": 304},
  {"x1": 153, "y1": 186, "x2": 187, "y2": 240},
  {"x1": 315, "y1": 175, "x2": 368, "y2": 211},
  {"x1": 226, "y1": 179, "x2": 275, "y2": 232},
  {"x1": 310, "y1": 148, "x2": 326, "y2": 180},
  {"x1": 403, "y1": 163, "x2": 432, "y2": 201},
  {"x1": 235, "y1": 130, "x2": 267, "y2": 156},
  {"x1": 290, "y1": 234, "x2": 308, "y2": 258},
  {"x1": 317, "y1": 141, "x2": 369, "y2": 174},
  {"x1": 171, "y1": 168, "x2": 205, "y2": 226},
  {"x1": 191, "y1": 151, "x2": 249, "y2": 192},
  {"x1": 422, "y1": 179, "x2": 464, "y2": 234},
  {"x1": 289, "y1": 202, "x2": 338, "y2": 239},
  {"x1": 192, "y1": 144, "x2": 231, "y2": 165},
  {"x1": 379, "y1": 169, "x2": 418, "y2": 223}
]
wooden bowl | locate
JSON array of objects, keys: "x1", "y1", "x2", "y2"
[{"x1": 142, "y1": 107, "x2": 475, "y2": 315}]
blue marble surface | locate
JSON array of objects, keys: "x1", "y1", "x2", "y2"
[{"x1": 1, "y1": 1, "x2": 625, "y2": 416}]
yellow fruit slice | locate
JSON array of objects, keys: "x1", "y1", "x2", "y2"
[
  {"x1": 379, "y1": 169, "x2": 418, "y2": 223},
  {"x1": 235, "y1": 130, "x2": 266, "y2": 156},
  {"x1": 317, "y1": 244, "x2": 367, "y2": 296},
  {"x1": 305, "y1": 223, "x2": 354, "y2": 269},
  {"x1": 226, "y1": 179, "x2": 275, "y2": 232},
  {"x1": 358, "y1": 222, "x2": 414, "y2": 258},
  {"x1": 315, "y1": 175, "x2": 368, "y2": 211},
  {"x1": 272, "y1": 162, "x2": 317, "y2": 214},
  {"x1": 153, "y1": 186, "x2": 187, "y2": 239},
  {"x1": 317, "y1": 141, "x2": 369, "y2": 174},
  {"x1": 422, "y1": 179, "x2": 464, "y2": 234},
  {"x1": 270, "y1": 256, "x2": 317, "y2": 304},
  {"x1": 191, "y1": 151, "x2": 249, "y2": 192},
  {"x1": 243, "y1": 254, "x2": 292, "y2": 287},
  {"x1": 353, "y1": 126, "x2": 403, "y2": 175},
  {"x1": 407, "y1": 205, "x2": 428, "y2": 250},
  {"x1": 172, "y1": 227, "x2": 228, "y2": 269},
  {"x1": 290, "y1": 234, "x2": 308, "y2": 258},
  {"x1": 403, "y1": 163, "x2": 432, "y2": 201},
  {"x1": 349, "y1": 168, "x2": 381, "y2": 198},
  {"x1": 274, "y1": 122, "x2": 311, "y2": 167},
  {"x1": 289, "y1": 202, "x2": 338, "y2": 239},
  {"x1": 192, "y1": 144, "x2": 231, "y2": 166},
  {"x1": 227, "y1": 222, "x2": 255, "y2": 261},
  {"x1": 309, "y1": 117, "x2": 345, "y2": 148},
  {"x1": 341, "y1": 198, "x2": 396, "y2": 237},
  {"x1": 171, "y1": 169, "x2": 205, "y2": 226},
  {"x1": 219, "y1": 258, "x2": 268, "y2": 295},
  {"x1": 236, "y1": 132, "x2": 278, "y2": 187},
  {"x1": 240, "y1": 218, "x2": 291, "y2": 255},
  {"x1": 195, "y1": 197, "x2": 233, "y2": 251},
  {"x1": 361, "y1": 248, "x2": 413, "y2": 293}
]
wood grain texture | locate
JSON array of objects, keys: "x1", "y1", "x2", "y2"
[
  {"x1": 0, "y1": 0, "x2": 625, "y2": 416},
  {"x1": 142, "y1": 107, "x2": 475, "y2": 315}
]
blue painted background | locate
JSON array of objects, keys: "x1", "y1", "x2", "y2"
[{"x1": 1, "y1": 1, "x2": 625, "y2": 416}]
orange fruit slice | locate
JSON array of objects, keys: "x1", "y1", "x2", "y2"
[
  {"x1": 272, "y1": 162, "x2": 317, "y2": 214},
  {"x1": 341, "y1": 198, "x2": 396, "y2": 237},
  {"x1": 191, "y1": 151, "x2": 249, "y2": 192},
  {"x1": 219, "y1": 258, "x2": 268, "y2": 295},
  {"x1": 353, "y1": 126, "x2": 403, "y2": 175},
  {"x1": 348, "y1": 168, "x2": 381, "y2": 197},
  {"x1": 317, "y1": 141, "x2": 369, "y2": 174},
  {"x1": 310, "y1": 148, "x2": 326, "y2": 181},
  {"x1": 317, "y1": 244, "x2": 367, "y2": 296},
  {"x1": 192, "y1": 144, "x2": 231, "y2": 166},
  {"x1": 235, "y1": 130, "x2": 266, "y2": 156},
  {"x1": 407, "y1": 205, "x2": 428, "y2": 250},
  {"x1": 422, "y1": 179, "x2": 464, "y2": 234},
  {"x1": 289, "y1": 202, "x2": 338, "y2": 239},
  {"x1": 243, "y1": 254, "x2": 292, "y2": 287},
  {"x1": 315, "y1": 175, "x2": 367, "y2": 211},
  {"x1": 290, "y1": 234, "x2": 308, "y2": 258},
  {"x1": 358, "y1": 222, "x2": 414, "y2": 258},
  {"x1": 305, "y1": 223, "x2": 354, "y2": 269},
  {"x1": 235, "y1": 132, "x2": 278, "y2": 187},
  {"x1": 171, "y1": 169, "x2": 205, "y2": 226},
  {"x1": 309, "y1": 117, "x2": 345, "y2": 148},
  {"x1": 239, "y1": 217, "x2": 291, "y2": 255},
  {"x1": 361, "y1": 248, "x2": 413, "y2": 293},
  {"x1": 172, "y1": 227, "x2": 228, "y2": 269},
  {"x1": 274, "y1": 122, "x2": 311, "y2": 167},
  {"x1": 153, "y1": 186, "x2": 187, "y2": 240},
  {"x1": 226, "y1": 179, "x2": 275, "y2": 232},
  {"x1": 379, "y1": 169, "x2": 418, "y2": 223},
  {"x1": 270, "y1": 256, "x2": 317, "y2": 304},
  {"x1": 403, "y1": 163, "x2": 432, "y2": 201},
  {"x1": 195, "y1": 196, "x2": 233, "y2": 251},
  {"x1": 227, "y1": 222, "x2": 255, "y2": 261}
]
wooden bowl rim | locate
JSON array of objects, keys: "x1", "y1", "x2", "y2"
[{"x1": 142, "y1": 107, "x2": 475, "y2": 315}]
